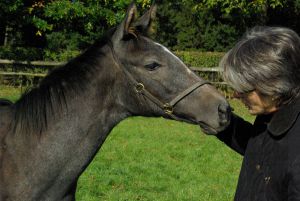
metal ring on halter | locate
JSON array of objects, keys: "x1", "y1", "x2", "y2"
[
  {"x1": 135, "y1": 83, "x2": 145, "y2": 93},
  {"x1": 163, "y1": 103, "x2": 174, "y2": 114}
]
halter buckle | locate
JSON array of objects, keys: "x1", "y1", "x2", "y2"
[
  {"x1": 135, "y1": 83, "x2": 145, "y2": 93},
  {"x1": 163, "y1": 103, "x2": 173, "y2": 114}
]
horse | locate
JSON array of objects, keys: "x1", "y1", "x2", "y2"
[
  {"x1": 0, "y1": 3, "x2": 231, "y2": 201},
  {"x1": 0, "y1": 99, "x2": 12, "y2": 107}
]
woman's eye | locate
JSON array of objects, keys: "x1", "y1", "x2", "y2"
[{"x1": 144, "y1": 62, "x2": 160, "y2": 71}]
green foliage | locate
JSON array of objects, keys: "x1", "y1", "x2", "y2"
[
  {"x1": 44, "y1": 31, "x2": 82, "y2": 61},
  {"x1": 201, "y1": 23, "x2": 238, "y2": 52},
  {"x1": 2, "y1": 0, "x2": 300, "y2": 58},
  {"x1": 155, "y1": 0, "x2": 288, "y2": 51},
  {"x1": 44, "y1": 0, "x2": 87, "y2": 21},
  {"x1": 175, "y1": 51, "x2": 224, "y2": 67},
  {"x1": 155, "y1": 1, "x2": 241, "y2": 51},
  {"x1": 295, "y1": 0, "x2": 300, "y2": 12},
  {"x1": 0, "y1": 46, "x2": 43, "y2": 61},
  {"x1": 31, "y1": 16, "x2": 52, "y2": 32},
  {"x1": 0, "y1": 0, "x2": 24, "y2": 19},
  {"x1": 156, "y1": 1, "x2": 203, "y2": 50},
  {"x1": 195, "y1": 0, "x2": 283, "y2": 15},
  {"x1": 26, "y1": 0, "x2": 153, "y2": 60},
  {"x1": 44, "y1": 49, "x2": 80, "y2": 62}
]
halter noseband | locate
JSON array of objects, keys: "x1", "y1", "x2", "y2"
[{"x1": 122, "y1": 65, "x2": 210, "y2": 121}]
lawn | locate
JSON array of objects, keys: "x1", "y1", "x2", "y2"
[
  {"x1": 0, "y1": 85, "x2": 23, "y2": 102},
  {"x1": 0, "y1": 86, "x2": 255, "y2": 201}
]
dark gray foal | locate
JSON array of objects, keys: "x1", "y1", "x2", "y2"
[{"x1": 0, "y1": 3, "x2": 230, "y2": 201}]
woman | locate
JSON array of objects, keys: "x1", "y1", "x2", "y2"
[{"x1": 216, "y1": 26, "x2": 300, "y2": 200}]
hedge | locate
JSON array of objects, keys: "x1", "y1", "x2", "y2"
[
  {"x1": 174, "y1": 51, "x2": 225, "y2": 68},
  {"x1": 0, "y1": 47, "x2": 225, "y2": 68},
  {"x1": 0, "y1": 48, "x2": 232, "y2": 96},
  {"x1": 0, "y1": 46, "x2": 44, "y2": 61}
]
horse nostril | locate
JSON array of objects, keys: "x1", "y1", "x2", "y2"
[
  {"x1": 218, "y1": 102, "x2": 231, "y2": 126},
  {"x1": 218, "y1": 102, "x2": 229, "y2": 114}
]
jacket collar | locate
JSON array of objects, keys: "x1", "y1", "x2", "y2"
[{"x1": 267, "y1": 96, "x2": 300, "y2": 136}]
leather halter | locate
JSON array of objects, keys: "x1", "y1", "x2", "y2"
[
  {"x1": 109, "y1": 43, "x2": 209, "y2": 121},
  {"x1": 122, "y1": 63, "x2": 210, "y2": 121}
]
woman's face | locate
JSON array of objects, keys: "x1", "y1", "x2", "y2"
[{"x1": 233, "y1": 90, "x2": 278, "y2": 115}]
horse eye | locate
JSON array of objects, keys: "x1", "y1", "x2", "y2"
[{"x1": 144, "y1": 62, "x2": 160, "y2": 71}]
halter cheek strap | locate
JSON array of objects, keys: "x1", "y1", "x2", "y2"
[{"x1": 123, "y1": 67, "x2": 210, "y2": 121}]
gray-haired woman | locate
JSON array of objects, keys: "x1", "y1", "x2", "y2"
[{"x1": 214, "y1": 26, "x2": 300, "y2": 200}]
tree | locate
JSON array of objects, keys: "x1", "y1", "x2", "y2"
[
  {"x1": 0, "y1": 0, "x2": 25, "y2": 45},
  {"x1": 155, "y1": 0, "x2": 288, "y2": 51},
  {"x1": 27, "y1": 0, "x2": 152, "y2": 60},
  {"x1": 155, "y1": 0, "x2": 239, "y2": 51},
  {"x1": 2, "y1": 0, "x2": 300, "y2": 60}
]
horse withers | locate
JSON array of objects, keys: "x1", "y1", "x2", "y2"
[{"x1": 0, "y1": 3, "x2": 230, "y2": 201}]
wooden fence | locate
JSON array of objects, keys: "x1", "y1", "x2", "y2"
[
  {"x1": 0, "y1": 59, "x2": 64, "y2": 86},
  {"x1": 0, "y1": 59, "x2": 232, "y2": 96}
]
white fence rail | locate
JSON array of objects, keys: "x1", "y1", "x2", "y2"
[{"x1": 0, "y1": 59, "x2": 227, "y2": 86}]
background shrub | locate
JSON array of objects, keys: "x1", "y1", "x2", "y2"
[
  {"x1": 0, "y1": 46, "x2": 43, "y2": 61},
  {"x1": 175, "y1": 51, "x2": 224, "y2": 68},
  {"x1": 3, "y1": 0, "x2": 300, "y2": 58}
]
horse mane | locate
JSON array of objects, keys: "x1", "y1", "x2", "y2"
[
  {"x1": 13, "y1": 32, "x2": 115, "y2": 136},
  {"x1": 0, "y1": 98, "x2": 13, "y2": 106},
  {"x1": 12, "y1": 25, "x2": 150, "y2": 136}
]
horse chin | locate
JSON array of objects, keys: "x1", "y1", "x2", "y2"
[{"x1": 198, "y1": 122, "x2": 220, "y2": 135}]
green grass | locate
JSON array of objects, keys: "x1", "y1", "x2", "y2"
[
  {"x1": 1, "y1": 86, "x2": 254, "y2": 201},
  {"x1": 0, "y1": 85, "x2": 23, "y2": 102},
  {"x1": 77, "y1": 118, "x2": 242, "y2": 201}
]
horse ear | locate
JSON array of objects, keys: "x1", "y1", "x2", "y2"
[
  {"x1": 112, "y1": 2, "x2": 138, "y2": 42},
  {"x1": 133, "y1": 4, "x2": 157, "y2": 35}
]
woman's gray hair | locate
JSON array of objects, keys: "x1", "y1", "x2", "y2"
[{"x1": 220, "y1": 26, "x2": 300, "y2": 105}]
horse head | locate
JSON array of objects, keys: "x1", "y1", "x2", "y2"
[{"x1": 110, "y1": 3, "x2": 231, "y2": 134}]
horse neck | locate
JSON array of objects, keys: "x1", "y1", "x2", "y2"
[
  {"x1": 9, "y1": 44, "x2": 132, "y2": 164},
  {"x1": 44, "y1": 46, "x2": 132, "y2": 140},
  {"x1": 2, "y1": 45, "x2": 135, "y2": 198}
]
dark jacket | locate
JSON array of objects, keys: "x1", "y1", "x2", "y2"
[{"x1": 217, "y1": 96, "x2": 300, "y2": 201}]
